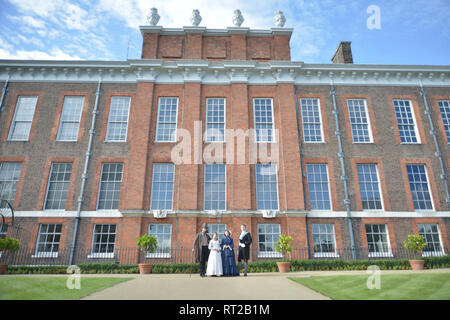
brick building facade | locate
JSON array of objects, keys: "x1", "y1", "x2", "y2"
[{"x1": 0, "y1": 17, "x2": 449, "y2": 265}]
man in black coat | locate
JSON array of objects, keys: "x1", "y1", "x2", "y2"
[
  {"x1": 192, "y1": 223, "x2": 211, "y2": 277},
  {"x1": 237, "y1": 224, "x2": 252, "y2": 276}
]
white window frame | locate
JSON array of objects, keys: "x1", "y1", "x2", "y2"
[
  {"x1": 357, "y1": 163, "x2": 384, "y2": 211},
  {"x1": 0, "y1": 162, "x2": 22, "y2": 207},
  {"x1": 300, "y1": 98, "x2": 324, "y2": 143},
  {"x1": 155, "y1": 97, "x2": 179, "y2": 143},
  {"x1": 437, "y1": 100, "x2": 450, "y2": 144},
  {"x1": 105, "y1": 96, "x2": 131, "y2": 142},
  {"x1": 33, "y1": 223, "x2": 62, "y2": 258},
  {"x1": 96, "y1": 163, "x2": 123, "y2": 210},
  {"x1": 150, "y1": 163, "x2": 175, "y2": 211},
  {"x1": 203, "y1": 164, "x2": 227, "y2": 211},
  {"x1": 306, "y1": 163, "x2": 332, "y2": 211},
  {"x1": 257, "y1": 223, "x2": 283, "y2": 258},
  {"x1": 253, "y1": 98, "x2": 276, "y2": 143},
  {"x1": 418, "y1": 223, "x2": 445, "y2": 257},
  {"x1": 347, "y1": 99, "x2": 373, "y2": 143},
  {"x1": 312, "y1": 224, "x2": 339, "y2": 258},
  {"x1": 205, "y1": 98, "x2": 226, "y2": 143},
  {"x1": 255, "y1": 163, "x2": 280, "y2": 211},
  {"x1": 393, "y1": 99, "x2": 421, "y2": 144},
  {"x1": 406, "y1": 164, "x2": 435, "y2": 211},
  {"x1": 43, "y1": 162, "x2": 72, "y2": 211},
  {"x1": 8, "y1": 95, "x2": 38, "y2": 141},
  {"x1": 147, "y1": 224, "x2": 172, "y2": 258},
  {"x1": 56, "y1": 96, "x2": 84, "y2": 142},
  {"x1": 366, "y1": 224, "x2": 393, "y2": 258}
]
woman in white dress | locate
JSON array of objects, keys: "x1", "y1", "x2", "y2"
[{"x1": 206, "y1": 232, "x2": 223, "y2": 277}]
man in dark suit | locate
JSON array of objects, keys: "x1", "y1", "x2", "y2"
[
  {"x1": 192, "y1": 223, "x2": 211, "y2": 277},
  {"x1": 237, "y1": 224, "x2": 252, "y2": 276}
]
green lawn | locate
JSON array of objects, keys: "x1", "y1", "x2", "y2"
[
  {"x1": 0, "y1": 276, "x2": 133, "y2": 300},
  {"x1": 290, "y1": 273, "x2": 450, "y2": 300}
]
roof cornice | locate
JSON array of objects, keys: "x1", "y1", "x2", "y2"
[{"x1": 0, "y1": 59, "x2": 448, "y2": 86}]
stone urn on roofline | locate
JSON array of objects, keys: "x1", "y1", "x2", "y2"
[{"x1": 147, "y1": 7, "x2": 160, "y2": 26}]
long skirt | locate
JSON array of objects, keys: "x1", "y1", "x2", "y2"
[
  {"x1": 221, "y1": 248, "x2": 238, "y2": 276},
  {"x1": 206, "y1": 249, "x2": 223, "y2": 276}
]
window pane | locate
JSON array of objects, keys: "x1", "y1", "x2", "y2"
[
  {"x1": 150, "y1": 163, "x2": 174, "y2": 210},
  {"x1": 365, "y1": 224, "x2": 389, "y2": 253},
  {"x1": 204, "y1": 164, "x2": 226, "y2": 210},
  {"x1": 9, "y1": 96, "x2": 38, "y2": 140},
  {"x1": 256, "y1": 164, "x2": 278, "y2": 210},
  {"x1": 306, "y1": 164, "x2": 331, "y2": 210},
  {"x1": 438, "y1": 100, "x2": 450, "y2": 143},
  {"x1": 300, "y1": 98, "x2": 323, "y2": 142},
  {"x1": 97, "y1": 163, "x2": 123, "y2": 210},
  {"x1": 0, "y1": 162, "x2": 22, "y2": 206},
  {"x1": 91, "y1": 224, "x2": 116, "y2": 254},
  {"x1": 156, "y1": 98, "x2": 178, "y2": 142},
  {"x1": 36, "y1": 224, "x2": 62, "y2": 254},
  {"x1": 253, "y1": 98, "x2": 274, "y2": 142},
  {"x1": 418, "y1": 223, "x2": 443, "y2": 253},
  {"x1": 205, "y1": 98, "x2": 225, "y2": 142},
  {"x1": 106, "y1": 96, "x2": 130, "y2": 141},
  {"x1": 257, "y1": 224, "x2": 280, "y2": 253},
  {"x1": 393, "y1": 99, "x2": 419, "y2": 143},
  {"x1": 406, "y1": 164, "x2": 433, "y2": 210},
  {"x1": 45, "y1": 163, "x2": 72, "y2": 210},
  {"x1": 57, "y1": 96, "x2": 84, "y2": 141},
  {"x1": 148, "y1": 224, "x2": 172, "y2": 254},
  {"x1": 357, "y1": 164, "x2": 383, "y2": 210},
  {"x1": 347, "y1": 99, "x2": 371, "y2": 143}
]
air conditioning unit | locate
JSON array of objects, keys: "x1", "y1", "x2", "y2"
[
  {"x1": 152, "y1": 210, "x2": 168, "y2": 218},
  {"x1": 261, "y1": 210, "x2": 278, "y2": 218}
]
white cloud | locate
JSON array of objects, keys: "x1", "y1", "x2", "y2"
[{"x1": 0, "y1": 47, "x2": 81, "y2": 60}]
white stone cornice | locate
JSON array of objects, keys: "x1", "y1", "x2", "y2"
[{"x1": 0, "y1": 59, "x2": 449, "y2": 86}]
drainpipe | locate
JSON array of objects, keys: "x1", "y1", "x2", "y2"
[
  {"x1": 419, "y1": 79, "x2": 450, "y2": 206},
  {"x1": 329, "y1": 78, "x2": 357, "y2": 260},
  {"x1": 0, "y1": 75, "x2": 10, "y2": 113},
  {"x1": 293, "y1": 85, "x2": 311, "y2": 258},
  {"x1": 69, "y1": 79, "x2": 102, "y2": 265}
]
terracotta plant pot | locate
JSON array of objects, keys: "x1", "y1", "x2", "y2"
[
  {"x1": 0, "y1": 264, "x2": 7, "y2": 275},
  {"x1": 277, "y1": 262, "x2": 291, "y2": 273},
  {"x1": 409, "y1": 259, "x2": 424, "y2": 270},
  {"x1": 138, "y1": 263, "x2": 153, "y2": 274}
]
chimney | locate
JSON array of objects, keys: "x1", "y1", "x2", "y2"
[{"x1": 331, "y1": 41, "x2": 353, "y2": 64}]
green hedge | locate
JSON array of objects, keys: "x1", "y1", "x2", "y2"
[{"x1": 5, "y1": 255, "x2": 449, "y2": 274}]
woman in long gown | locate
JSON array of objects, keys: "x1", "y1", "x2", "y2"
[
  {"x1": 220, "y1": 230, "x2": 238, "y2": 276},
  {"x1": 206, "y1": 232, "x2": 223, "y2": 277}
]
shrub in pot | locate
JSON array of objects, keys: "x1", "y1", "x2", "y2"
[
  {"x1": 136, "y1": 234, "x2": 158, "y2": 274},
  {"x1": 275, "y1": 235, "x2": 292, "y2": 273},
  {"x1": 403, "y1": 235, "x2": 427, "y2": 270},
  {"x1": 0, "y1": 238, "x2": 20, "y2": 274}
]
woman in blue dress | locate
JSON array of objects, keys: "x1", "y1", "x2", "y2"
[{"x1": 220, "y1": 230, "x2": 239, "y2": 277}]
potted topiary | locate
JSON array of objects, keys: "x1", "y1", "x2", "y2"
[
  {"x1": 136, "y1": 234, "x2": 158, "y2": 274},
  {"x1": 0, "y1": 238, "x2": 20, "y2": 274},
  {"x1": 403, "y1": 234, "x2": 427, "y2": 270},
  {"x1": 275, "y1": 235, "x2": 293, "y2": 273}
]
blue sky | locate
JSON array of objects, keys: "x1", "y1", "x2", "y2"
[{"x1": 0, "y1": 0, "x2": 449, "y2": 65}]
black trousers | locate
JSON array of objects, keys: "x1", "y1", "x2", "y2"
[{"x1": 200, "y1": 246, "x2": 209, "y2": 275}]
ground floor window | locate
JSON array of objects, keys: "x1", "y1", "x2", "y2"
[
  {"x1": 89, "y1": 224, "x2": 116, "y2": 258},
  {"x1": 418, "y1": 224, "x2": 444, "y2": 256},
  {"x1": 34, "y1": 224, "x2": 62, "y2": 258},
  {"x1": 0, "y1": 223, "x2": 7, "y2": 239},
  {"x1": 207, "y1": 223, "x2": 227, "y2": 241},
  {"x1": 365, "y1": 224, "x2": 391, "y2": 257},
  {"x1": 148, "y1": 224, "x2": 172, "y2": 258},
  {"x1": 257, "y1": 223, "x2": 281, "y2": 258},
  {"x1": 312, "y1": 224, "x2": 338, "y2": 257}
]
